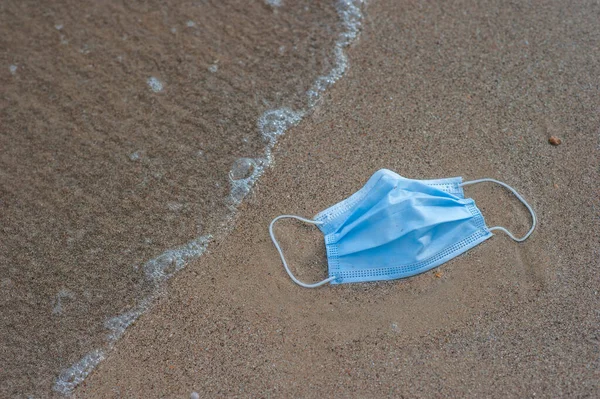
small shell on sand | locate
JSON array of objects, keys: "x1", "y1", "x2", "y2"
[{"x1": 548, "y1": 136, "x2": 562, "y2": 146}]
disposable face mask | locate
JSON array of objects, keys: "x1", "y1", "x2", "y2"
[{"x1": 269, "y1": 169, "x2": 536, "y2": 288}]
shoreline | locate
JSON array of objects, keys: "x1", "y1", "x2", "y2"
[
  {"x1": 78, "y1": 0, "x2": 599, "y2": 397},
  {"x1": 1, "y1": 1, "x2": 364, "y2": 396},
  {"x1": 53, "y1": 1, "x2": 366, "y2": 395}
]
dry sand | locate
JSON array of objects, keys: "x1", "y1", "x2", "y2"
[
  {"x1": 78, "y1": 0, "x2": 600, "y2": 397},
  {"x1": 3, "y1": 0, "x2": 600, "y2": 397}
]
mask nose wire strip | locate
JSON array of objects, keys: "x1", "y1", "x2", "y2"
[
  {"x1": 269, "y1": 215, "x2": 337, "y2": 288},
  {"x1": 459, "y1": 178, "x2": 536, "y2": 242}
]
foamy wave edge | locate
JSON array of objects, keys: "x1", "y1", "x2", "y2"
[{"x1": 53, "y1": 1, "x2": 365, "y2": 395}]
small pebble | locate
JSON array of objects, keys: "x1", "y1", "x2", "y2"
[
  {"x1": 190, "y1": 392, "x2": 200, "y2": 399},
  {"x1": 548, "y1": 136, "x2": 561, "y2": 146}
]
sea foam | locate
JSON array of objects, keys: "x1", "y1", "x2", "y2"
[
  {"x1": 54, "y1": 350, "x2": 105, "y2": 396},
  {"x1": 53, "y1": 1, "x2": 365, "y2": 394}
]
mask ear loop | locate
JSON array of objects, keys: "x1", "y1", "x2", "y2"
[
  {"x1": 269, "y1": 215, "x2": 337, "y2": 288},
  {"x1": 459, "y1": 178, "x2": 536, "y2": 242}
]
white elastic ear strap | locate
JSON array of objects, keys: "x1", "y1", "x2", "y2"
[
  {"x1": 269, "y1": 215, "x2": 337, "y2": 288},
  {"x1": 459, "y1": 178, "x2": 536, "y2": 242}
]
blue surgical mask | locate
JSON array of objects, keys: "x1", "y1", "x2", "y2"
[{"x1": 269, "y1": 169, "x2": 536, "y2": 288}]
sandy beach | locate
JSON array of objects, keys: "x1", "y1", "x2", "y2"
[
  {"x1": 2, "y1": 0, "x2": 599, "y2": 397},
  {"x1": 77, "y1": 0, "x2": 599, "y2": 397},
  {"x1": 2, "y1": 0, "x2": 348, "y2": 395}
]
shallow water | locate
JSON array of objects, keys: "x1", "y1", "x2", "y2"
[{"x1": 0, "y1": 0, "x2": 364, "y2": 396}]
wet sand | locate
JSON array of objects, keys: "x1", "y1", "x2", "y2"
[
  {"x1": 77, "y1": 0, "x2": 600, "y2": 397},
  {"x1": 1, "y1": 0, "x2": 344, "y2": 396}
]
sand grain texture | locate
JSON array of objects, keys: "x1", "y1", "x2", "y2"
[
  {"x1": 0, "y1": 0, "x2": 343, "y2": 396},
  {"x1": 78, "y1": 0, "x2": 600, "y2": 397},
  {"x1": 2, "y1": 0, "x2": 599, "y2": 397}
]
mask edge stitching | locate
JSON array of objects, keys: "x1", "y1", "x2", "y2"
[{"x1": 330, "y1": 228, "x2": 492, "y2": 282}]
